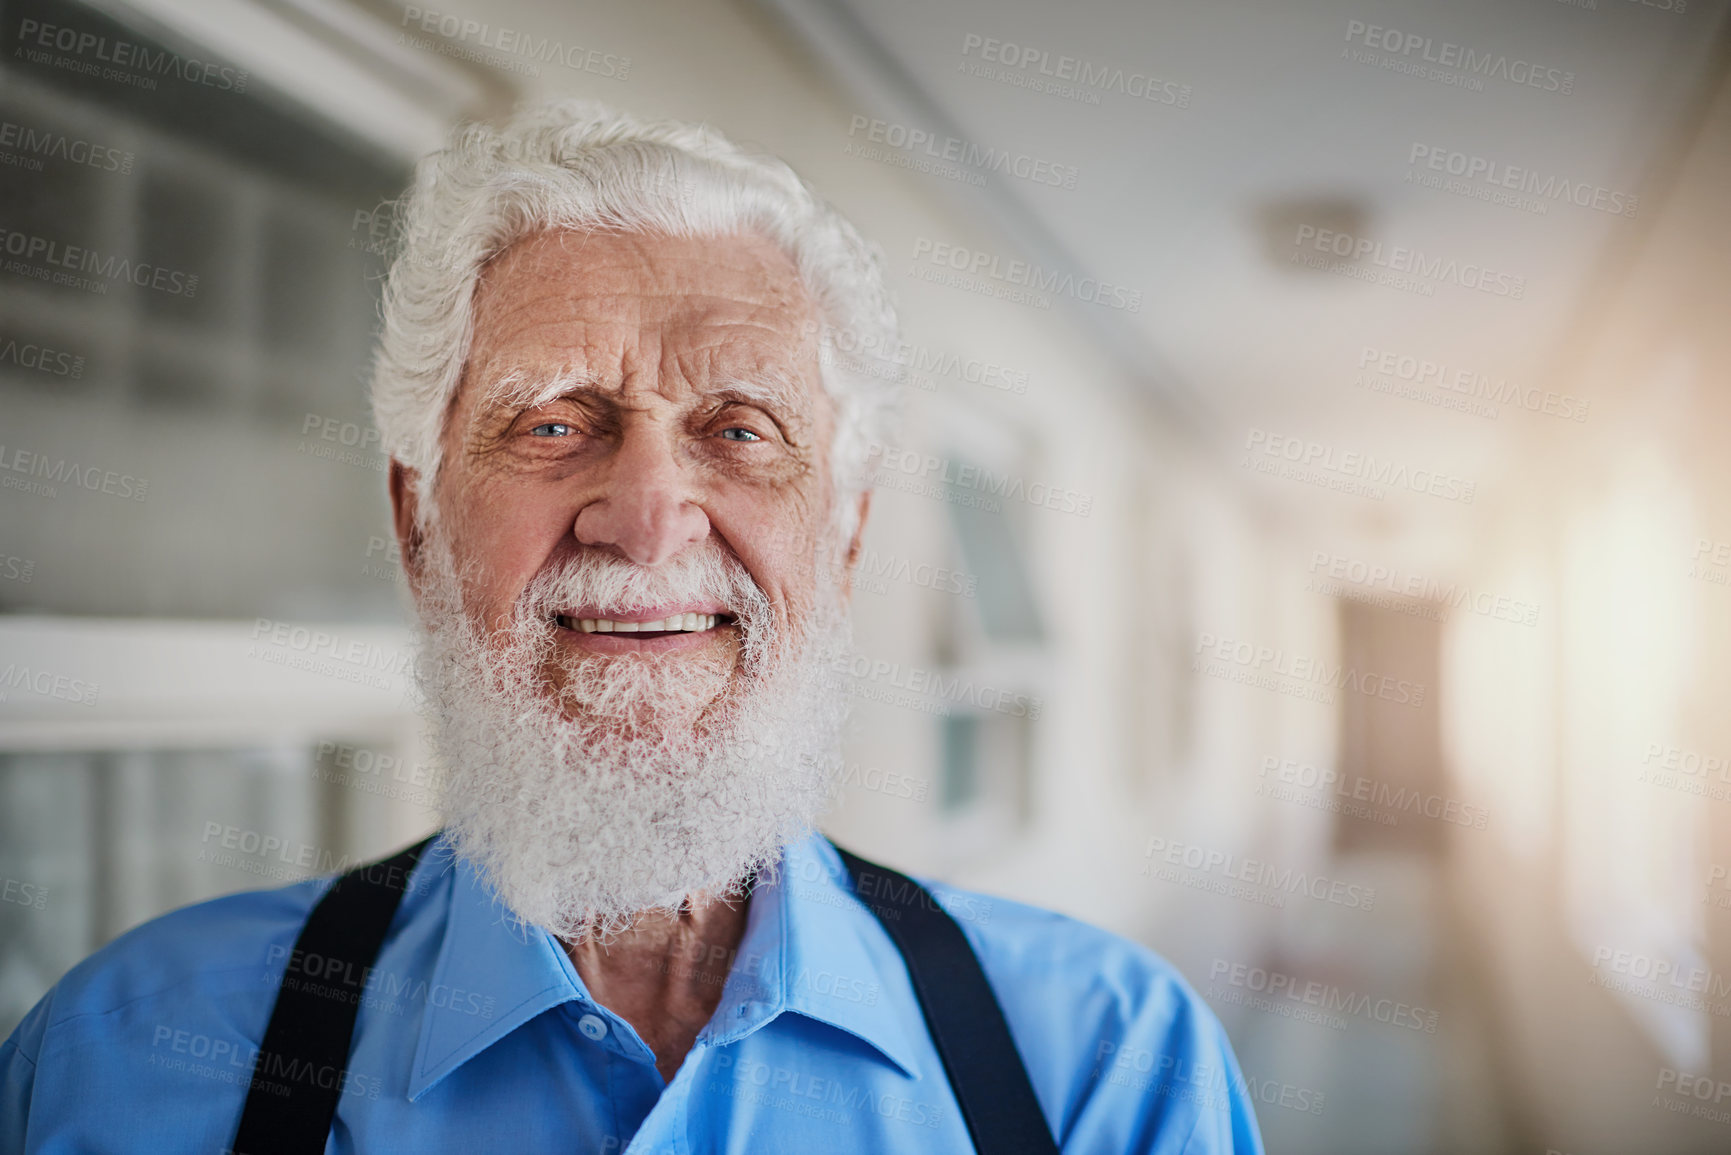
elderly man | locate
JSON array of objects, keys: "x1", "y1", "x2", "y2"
[{"x1": 0, "y1": 102, "x2": 1262, "y2": 1153}]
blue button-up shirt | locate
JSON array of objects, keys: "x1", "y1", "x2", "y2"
[{"x1": 2, "y1": 833, "x2": 1263, "y2": 1153}]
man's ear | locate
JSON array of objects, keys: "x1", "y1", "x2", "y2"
[
  {"x1": 845, "y1": 489, "x2": 872, "y2": 569},
  {"x1": 388, "y1": 460, "x2": 425, "y2": 581},
  {"x1": 833, "y1": 490, "x2": 873, "y2": 603}
]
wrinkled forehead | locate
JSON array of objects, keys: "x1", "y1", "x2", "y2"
[{"x1": 459, "y1": 227, "x2": 827, "y2": 414}]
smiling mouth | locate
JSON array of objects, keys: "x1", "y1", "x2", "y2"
[{"x1": 554, "y1": 613, "x2": 734, "y2": 638}]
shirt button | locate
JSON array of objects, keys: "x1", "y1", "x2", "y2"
[{"x1": 578, "y1": 1013, "x2": 608, "y2": 1041}]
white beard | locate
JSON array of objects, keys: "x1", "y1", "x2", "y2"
[{"x1": 412, "y1": 527, "x2": 850, "y2": 942}]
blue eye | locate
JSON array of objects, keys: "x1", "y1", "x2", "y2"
[
  {"x1": 720, "y1": 428, "x2": 761, "y2": 442},
  {"x1": 530, "y1": 423, "x2": 573, "y2": 437}
]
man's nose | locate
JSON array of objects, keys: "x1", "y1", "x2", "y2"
[{"x1": 572, "y1": 427, "x2": 710, "y2": 566}]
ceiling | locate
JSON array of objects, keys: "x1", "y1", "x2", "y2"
[{"x1": 758, "y1": 0, "x2": 1730, "y2": 556}]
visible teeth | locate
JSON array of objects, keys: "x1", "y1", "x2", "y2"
[{"x1": 569, "y1": 614, "x2": 719, "y2": 634}]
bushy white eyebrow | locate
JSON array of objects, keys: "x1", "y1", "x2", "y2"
[
  {"x1": 706, "y1": 369, "x2": 806, "y2": 413},
  {"x1": 477, "y1": 366, "x2": 606, "y2": 414}
]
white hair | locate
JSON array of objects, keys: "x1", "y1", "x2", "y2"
[{"x1": 369, "y1": 98, "x2": 901, "y2": 538}]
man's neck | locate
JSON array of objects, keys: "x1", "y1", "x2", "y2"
[{"x1": 563, "y1": 891, "x2": 751, "y2": 1084}]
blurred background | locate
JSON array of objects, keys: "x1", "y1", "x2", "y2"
[{"x1": 3, "y1": 0, "x2": 1730, "y2": 1150}]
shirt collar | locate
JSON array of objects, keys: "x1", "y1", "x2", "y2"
[
  {"x1": 407, "y1": 831, "x2": 923, "y2": 1101},
  {"x1": 699, "y1": 834, "x2": 924, "y2": 1079},
  {"x1": 408, "y1": 840, "x2": 587, "y2": 1101}
]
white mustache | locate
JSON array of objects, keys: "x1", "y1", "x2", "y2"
[
  {"x1": 516, "y1": 544, "x2": 761, "y2": 620},
  {"x1": 513, "y1": 543, "x2": 776, "y2": 673}
]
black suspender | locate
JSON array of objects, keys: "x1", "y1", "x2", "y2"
[
  {"x1": 831, "y1": 845, "x2": 1060, "y2": 1155},
  {"x1": 231, "y1": 835, "x2": 1059, "y2": 1155},
  {"x1": 230, "y1": 834, "x2": 437, "y2": 1155}
]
